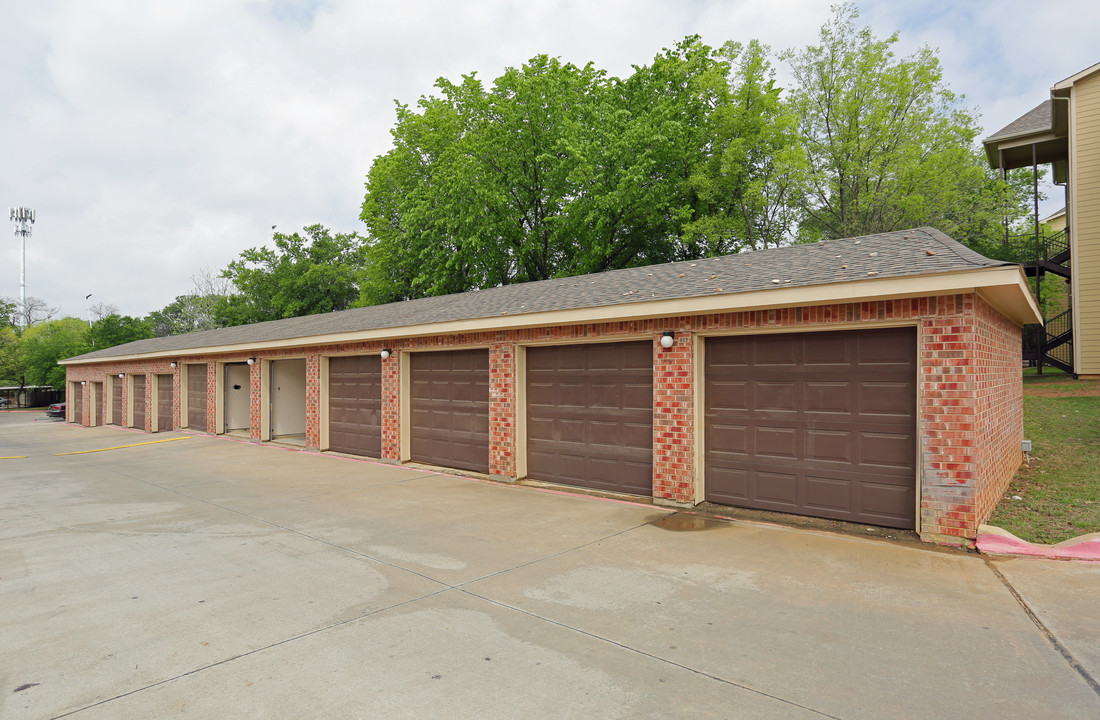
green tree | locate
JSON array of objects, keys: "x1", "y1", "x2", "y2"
[
  {"x1": 0, "y1": 326, "x2": 23, "y2": 386},
  {"x1": 218, "y1": 224, "x2": 366, "y2": 325},
  {"x1": 0, "y1": 298, "x2": 15, "y2": 329},
  {"x1": 147, "y1": 295, "x2": 221, "y2": 336},
  {"x1": 19, "y1": 318, "x2": 90, "y2": 389},
  {"x1": 359, "y1": 40, "x2": 803, "y2": 304},
  {"x1": 665, "y1": 38, "x2": 805, "y2": 254},
  {"x1": 784, "y1": 3, "x2": 1024, "y2": 243},
  {"x1": 88, "y1": 314, "x2": 154, "y2": 349}
]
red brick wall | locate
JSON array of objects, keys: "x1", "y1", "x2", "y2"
[
  {"x1": 653, "y1": 330, "x2": 694, "y2": 504},
  {"x1": 305, "y1": 354, "x2": 322, "y2": 448},
  {"x1": 380, "y1": 351, "x2": 400, "y2": 459},
  {"x1": 489, "y1": 342, "x2": 517, "y2": 479},
  {"x1": 973, "y1": 297, "x2": 1025, "y2": 526},
  {"x1": 63, "y1": 292, "x2": 1025, "y2": 542},
  {"x1": 915, "y1": 295, "x2": 1024, "y2": 541}
]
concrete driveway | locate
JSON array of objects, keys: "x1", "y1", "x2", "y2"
[{"x1": 3, "y1": 413, "x2": 1098, "y2": 719}]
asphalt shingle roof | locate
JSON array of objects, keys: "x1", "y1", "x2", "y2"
[
  {"x1": 66, "y1": 227, "x2": 1009, "y2": 362},
  {"x1": 985, "y1": 101, "x2": 1053, "y2": 142}
]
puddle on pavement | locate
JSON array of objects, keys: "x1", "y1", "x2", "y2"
[{"x1": 649, "y1": 513, "x2": 727, "y2": 532}]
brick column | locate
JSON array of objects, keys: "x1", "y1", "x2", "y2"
[
  {"x1": 206, "y1": 362, "x2": 217, "y2": 433},
  {"x1": 489, "y1": 342, "x2": 517, "y2": 479},
  {"x1": 80, "y1": 382, "x2": 90, "y2": 426},
  {"x1": 143, "y1": 373, "x2": 153, "y2": 433},
  {"x1": 305, "y1": 354, "x2": 321, "y2": 449},
  {"x1": 249, "y1": 361, "x2": 262, "y2": 441},
  {"x1": 919, "y1": 296, "x2": 980, "y2": 543},
  {"x1": 653, "y1": 331, "x2": 695, "y2": 505},
  {"x1": 173, "y1": 365, "x2": 181, "y2": 431},
  {"x1": 380, "y1": 351, "x2": 401, "y2": 461}
]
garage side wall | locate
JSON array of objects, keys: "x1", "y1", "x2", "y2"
[
  {"x1": 918, "y1": 295, "x2": 1024, "y2": 542},
  {"x1": 974, "y1": 296, "x2": 1025, "y2": 527}
]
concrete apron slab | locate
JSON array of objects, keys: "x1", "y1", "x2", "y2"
[
  {"x1": 3, "y1": 416, "x2": 1099, "y2": 719},
  {"x1": 991, "y1": 557, "x2": 1100, "y2": 685},
  {"x1": 66, "y1": 590, "x2": 824, "y2": 720},
  {"x1": 465, "y1": 521, "x2": 1100, "y2": 720},
  {"x1": 1, "y1": 470, "x2": 446, "y2": 719}
]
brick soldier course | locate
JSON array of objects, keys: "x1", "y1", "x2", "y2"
[{"x1": 62, "y1": 228, "x2": 1041, "y2": 545}]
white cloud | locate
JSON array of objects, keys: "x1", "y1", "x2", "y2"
[{"x1": 0, "y1": 0, "x2": 1092, "y2": 318}]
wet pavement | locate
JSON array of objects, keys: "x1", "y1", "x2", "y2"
[{"x1": 2, "y1": 413, "x2": 1098, "y2": 719}]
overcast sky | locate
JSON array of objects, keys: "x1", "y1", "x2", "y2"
[{"x1": 2, "y1": 0, "x2": 1097, "y2": 320}]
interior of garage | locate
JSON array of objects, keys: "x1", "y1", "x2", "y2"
[
  {"x1": 269, "y1": 358, "x2": 307, "y2": 444},
  {"x1": 224, "y1": 363, "x2": 250, "y2": 436}
]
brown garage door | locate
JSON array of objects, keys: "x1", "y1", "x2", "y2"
[
  {"x1": 94, "y1": 382, "x2": 104, "y2": 426},
  {"x1": 156, "y1": 374, "x2": 173, "y2": 432},
  {"x1": 527, "y1": 341, "x2": 653, "y2": 495},
  {"x1": 705, "y1": 328, "x2": 916, "y2": 529},
  {"x1": 329, "y1": 355, "x2": 382, "y2": 457},
  {"x1": 71, "y1": 384, "x2": 83, "y2": 425},
  {"x1": 410, "y1": 350, "x2": 489, "y2": 473},
  {"x1": 132, "y1": 375, "x2": 146, "y2": 430},
  {"x1": 112, "y1": 376, "x2": 123, "y2": 425},
  {"x1": 187, "y1": 364, "x2": 207, "y2": 431}
]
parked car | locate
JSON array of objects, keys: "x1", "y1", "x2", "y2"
[
  {"x1": 0, "y1": 397, "x2": 9, "y2": 408},
  {"x1": 45, "y1": 402, "x2": 66, "y2": 419}
]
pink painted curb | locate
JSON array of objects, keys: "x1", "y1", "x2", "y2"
[{"x1": 976, "y1": 524, "x2": 1100, "y2": 561}]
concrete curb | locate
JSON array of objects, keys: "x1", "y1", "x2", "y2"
[{"x1": 976, "y1": 524, "x2": 1100, "y2": 561}]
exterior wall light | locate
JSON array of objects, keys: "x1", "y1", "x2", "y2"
[
  {"x1": 660, "y1": 332, "x2": 675, "y2": 349},
  {"x1": 381, "y1": 348, "x2": 392, "y2": 360},
  {"x1": 118, "y1": 373, "x2": 125, "y2": 378},
  {"x1": 170, "y1": 361, "x2": 177, "y2": 369},
  {"x1": 247, "y1": 357, "x2": 256, "y2": 366},
  {"x1": 81, "y1": 381, "x2": 87, "y2": 385}
]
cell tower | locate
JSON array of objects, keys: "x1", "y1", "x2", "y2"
[{"x1": 9, "y1": 207, "x2": 35, "y2": 326}]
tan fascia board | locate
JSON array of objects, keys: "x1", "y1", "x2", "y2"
[
  {"x1": 1053, "y1": 61, "x2": 1100, "y2": 91},
  {"x1": 61, "y1": 266, "x2": 1040, "y2": 365}
]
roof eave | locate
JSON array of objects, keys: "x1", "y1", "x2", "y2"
[
  {"x1": 60, "y1": 266, "x2": 1037, "y2": 366},
  {"x1": 1053, "y1": 61, "x2": 1100, "y2": 91}
]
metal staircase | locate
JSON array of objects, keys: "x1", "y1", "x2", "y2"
[{"x1": 1020, "y1": 228, "x2": 1074, "y2": 375}]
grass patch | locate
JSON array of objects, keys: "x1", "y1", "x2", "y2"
[{"x1": 987, "y1": 376, "x2": 1100, "y2": 544}]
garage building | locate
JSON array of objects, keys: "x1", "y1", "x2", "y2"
[{"x1": 61, "y1": 228, "x2": 1040, "y2": 544}]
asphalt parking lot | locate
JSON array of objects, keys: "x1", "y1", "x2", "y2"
[{"x1": 2, "y1": 413, "x2": 1099, "y2": 719}]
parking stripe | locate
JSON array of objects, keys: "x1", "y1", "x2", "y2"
[{"x1": 54, "y1": 436, "x2": 191, "y2": 456}]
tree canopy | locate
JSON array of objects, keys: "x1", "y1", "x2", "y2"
[
  {"x1": 357, "y1": 8, "x2": 1030, "y2": 305},
  {"x1": 784, "y1": 4, "x2": 1029, "y2": 242},
  {"x1": 359, "y1": 37, "x2": 805, "y2": 304},
  {"x1": 18, "y1": 318, "x2": 90, "y2": 389},
  {"x1": 216, "y1": 224, "x2": 366, "y2": 326}
]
